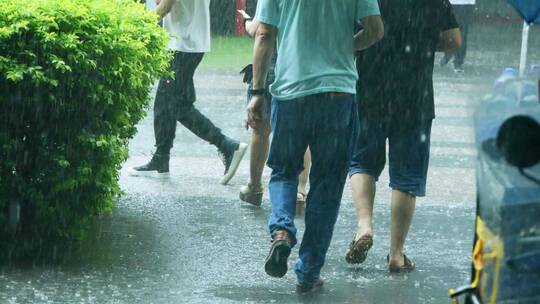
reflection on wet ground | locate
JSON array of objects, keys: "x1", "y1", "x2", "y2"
[
  {"x1": 0, "y1": 67, "x2": 490, "y2": 304},
  {"x1": 1, "y1": 194, "x2": 474, "y2": 303},
  {"x1": 0, "y1": 71, "x2": 487, "y2": 303}
]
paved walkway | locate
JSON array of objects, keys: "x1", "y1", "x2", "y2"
[{"x1": 1, "y1": 66, "x2": 483, "y2": 304}]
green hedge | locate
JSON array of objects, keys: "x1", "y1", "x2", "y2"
[{"x1": 0, "y1": 0, "x2": 170, "y2": 258}]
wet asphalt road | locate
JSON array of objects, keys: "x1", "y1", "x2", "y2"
[
  {"x1": 1, "y1": 23, "x2": 540, "y2": 303},
  {"x1": 0, "y1": 66, "x2": 480, "y2": 304}
]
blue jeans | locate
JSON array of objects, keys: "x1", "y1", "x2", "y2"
[{"x1": 267, "y1": 93, "x2": 358, "y2": 285}]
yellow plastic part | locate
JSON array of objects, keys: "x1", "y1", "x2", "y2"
[
  {"x1": 475, "y1": 217, "x2": 505, "y2": 304},
  {"x1": 471, "y1": 237, "x2": 483, "y2": 288}
]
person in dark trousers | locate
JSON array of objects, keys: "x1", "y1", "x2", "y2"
[
  {"x1": 345, "y1": 0, "x2": 461, "y2": 273},
  {"x1": 133, "y1": 0, "x2": 247, "y2": 185},
  {"x1": 248, "y1": 0, "x2": 383, "y2": 292},
  {"x1": 441, "y1": 0, "x2": 475, "y2": 72}
]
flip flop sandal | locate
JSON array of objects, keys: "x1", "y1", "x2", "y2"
[
  {"x1": 387, "y1": 254, "x2": 415, "y2": 273},
  {"x1": 345, "y1": 235, "x2": 373, "y2": 264}
]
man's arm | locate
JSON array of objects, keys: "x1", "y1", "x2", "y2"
[
  {"x1": 354, "y1": 15, "x2": 384, "y2": 51},
  {"x1": 437, "y1": 28, "x2": 462, "y2": 51},
  {"x1": 246, "y1": 23, "x2": 276, "y2": 130},
  {"x1": 252, "y1": 23, "x2": 276, "y2": 90},
  {"x1": 156, "y1": 0, "x2": 174, "y2": 18}
]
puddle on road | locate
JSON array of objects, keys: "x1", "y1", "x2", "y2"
[{"x1": 0, "y1": 193, "x2": 474, "y2": 303}]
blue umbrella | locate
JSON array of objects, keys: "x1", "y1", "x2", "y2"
[
  {"x1": 508, "y1": 0, "x2": 540, "y2": 24},
  {"x1": 508, "y1": 0, "x2": 540, "y2": 75}
]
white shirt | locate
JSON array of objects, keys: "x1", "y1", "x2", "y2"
[
  {"x1": 145, "y1": 0, "x2": 156, "y2": 10},
  {"x1": 163, "y1": 0, "x2": 211, "y2": 53},
  {"x1": 449, "y1": 0, "x2": 476, "y2": 5}
]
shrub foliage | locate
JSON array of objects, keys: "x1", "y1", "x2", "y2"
[{"x1": 0, "y1": 0, "x2": 169, "y2": 256}]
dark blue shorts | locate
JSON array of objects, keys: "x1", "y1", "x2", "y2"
[{"x1": 349, "y1": 111, "x2": 433, "y2": 197}]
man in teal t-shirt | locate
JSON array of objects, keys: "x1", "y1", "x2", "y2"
[{"x1": 245, "y1": 0, "x2": 383, "y2": 292}]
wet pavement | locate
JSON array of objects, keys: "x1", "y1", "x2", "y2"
[
  {"x1": 0, "y1": 193, "x2": 476, "y2": 304},
  {"x1": 0, "y1": 72, "x2": 480, "y2": 304},
  {"x1": 1, "y1": 23, "x2": 539, "y2": 303}
]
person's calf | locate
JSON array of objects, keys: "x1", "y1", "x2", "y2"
[
  {"x1": 350, "y1": 173, "x2": 376, "y2": 241},
  {"x1": 252, "y1": 122, "x2": 271, "y2": 138},
  {"x1": 247, "y1": 130, "x2": 270, "y2": 187},
  {"x1": 389, "y1": 189, "x2": 416, "y2": 271}
]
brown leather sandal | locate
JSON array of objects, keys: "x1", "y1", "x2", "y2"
[{"x1": 345, "y1": 235, "x2": 373, "y2": 264}]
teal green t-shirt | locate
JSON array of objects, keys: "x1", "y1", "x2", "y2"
[{"x1": 254, "y1": 0, "x2": 380, "y2": 100}]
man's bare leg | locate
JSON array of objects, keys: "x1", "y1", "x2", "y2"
[
  {"x1": 389, "y1": 189, "x2": 416, "y2": 267},
  {"x1": 350, "y1": 173, "x2": 376, "y2": 240},
  {"x1": 296, "y1": 148, "x2": 311, "y2": 214},
  {"x1": 297, "y1": 148, "x2": 311, "y2": 195},
  {"x1": 240, "y1": 118, "x2": 271, "y2": 205}
]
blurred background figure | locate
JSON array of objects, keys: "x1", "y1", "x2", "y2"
[
  {"x1": 131, "y1": 0, "x2": 247, "y2": 185},
  {"x1": 441, "y1": 0, "x2": 476, "y2": 72},
  {"x1": 144, "y1": 0, "x2": 156, "y2": 11}
]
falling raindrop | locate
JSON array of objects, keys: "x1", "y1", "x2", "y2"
[{"x1": 405, "y1": 45, "x2": 411, "y2": 53}]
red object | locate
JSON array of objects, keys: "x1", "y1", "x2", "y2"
[{"x1": 235, "y1": 0, "x2": 246, "y2": 36}]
